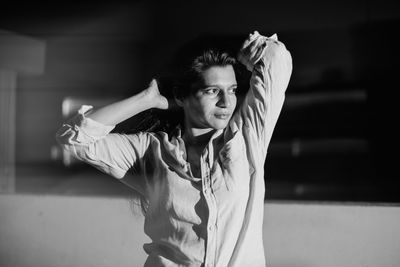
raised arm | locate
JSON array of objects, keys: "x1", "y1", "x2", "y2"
[
  {"x1": 233, "y1": 31, "x2": 292, "y2": 154},
  {"x1": 87, "y1": 79, "x2": 168, "y2": 125},
  {"x1": 55, "y1": 79, "x2": 167, "y2": 191}
]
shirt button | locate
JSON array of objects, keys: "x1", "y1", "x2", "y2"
[{"x1": 208, "y1": 225, "x2": 213, "y2": 231}]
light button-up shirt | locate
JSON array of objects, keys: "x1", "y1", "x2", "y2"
[{"x1": 56, "y1": 35, "x2": 292, "y2": 267}]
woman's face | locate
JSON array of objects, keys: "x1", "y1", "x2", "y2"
[{"x1": 181, "y1": 65, "x2": 237, "y2": 131}]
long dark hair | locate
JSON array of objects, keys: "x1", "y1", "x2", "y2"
[{"x1": 132, "y1": 34, "x2": 247, "y2": 136}]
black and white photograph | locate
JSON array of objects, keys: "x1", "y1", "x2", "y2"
[{"x1": 1, "y1": 1, "x2": 399, "y2": 266}]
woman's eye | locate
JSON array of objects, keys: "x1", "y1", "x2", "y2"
[
  {"x1": 230, "y1": 87, "x2": 237, "y2": 94},
  {"x1": 204, "y1": 88, "x2": 219, "y2": 95}
]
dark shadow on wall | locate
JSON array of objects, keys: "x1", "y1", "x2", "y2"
[
  {"x1": 266, "y1": 20, "x2": 400, "y2": 203},
  {"x1": 353, "y1": 19, "x2": 400, "y2": 195}
]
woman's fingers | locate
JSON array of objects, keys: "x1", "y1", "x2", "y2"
[
  {"x1": 238, "y1": 31, "x2": 267, "y2": 70},
  {"x1": 248, "y1": 36, "x2": 265, "y2": 60},
  {"x1": 252, "y1": 41, "x2": 267, "y2": 63},
  {"x1": 151, "y1": 79, "x2": 168, "y2": 110},
  {"x1": 157, "y1": 95, "x2": 169, "y2": 110},
  {"x1": 241, "y1": 31, "x2": 260, "y2": 50},
  {"x1": 240, "y1": 36, "x2": 260, "y2": 59}
]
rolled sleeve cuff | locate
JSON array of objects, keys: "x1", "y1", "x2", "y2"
[{"x1": 74, "y1": 105, "x2": 115, "y2": 143}]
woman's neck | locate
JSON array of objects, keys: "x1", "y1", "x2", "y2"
[{"x1": 183, "y1": 127, "x2": 215, "y2": 147}]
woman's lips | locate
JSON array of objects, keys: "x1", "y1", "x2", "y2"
[{"x1": 215, "y1": 113, "x2": 231, "y2": 120}]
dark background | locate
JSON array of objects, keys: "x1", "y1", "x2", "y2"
[{"x1": 2, "y1": 0, "x2": 400, "y2": 202}]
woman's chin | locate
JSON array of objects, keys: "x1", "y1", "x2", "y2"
[{"x1": 210, "y1": 120, "x2": 230, "y2": 130}]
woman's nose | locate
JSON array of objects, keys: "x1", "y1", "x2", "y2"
[{"x1": 217, "y1": 93, "x2": 232, "y2": 108}]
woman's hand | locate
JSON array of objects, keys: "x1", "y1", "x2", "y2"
[
  {"x1": 237, "y1": 31, "x2": 268, "y2": 71},
  {"x1": 145, "y1": 79, "x2": 169, "y2": 110}
]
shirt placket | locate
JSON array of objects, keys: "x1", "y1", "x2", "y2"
[{"x1": 201, "y1": 148, "x2": 218, "y2": 267}]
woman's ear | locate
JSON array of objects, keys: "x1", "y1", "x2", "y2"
[
  {"x1": 172, "y1": 86, "x2": 185, "y2": 107},
  {"x1": 174, "y1": 96, "x2": 184, "y2": 107}
]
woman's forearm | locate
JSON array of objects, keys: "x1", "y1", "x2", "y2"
[
  {"x1": 87, "y1": 90, "x2": 154, "y2": 126},
  {"x1": 87, "y1": 79, "x2": 168, "y2": 126}
]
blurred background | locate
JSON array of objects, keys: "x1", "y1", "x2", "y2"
[
  {"x1": 2, "y1": 1, "x2": 400, "y2": 267},
  {"x1": 1, "y1": 0, "x2": 400, "y2": 202}
]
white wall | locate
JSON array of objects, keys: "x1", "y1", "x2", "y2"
[
  {"x1": 1, "y1": 194, "x2": 399, "y2": 267},
  {"x1": 264, "y1": 202, "x2": 400, "y2": 267}
]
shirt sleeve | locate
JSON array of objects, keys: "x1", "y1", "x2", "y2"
[
  {"x1": 55, "y1": 105, "x2": 150, "y2": 193},
  {"x1": 231, "y1": 35, "x2": 293, "y2": 155}
]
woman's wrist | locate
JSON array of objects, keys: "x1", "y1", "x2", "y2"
[
  {"x1": 142, "y1": 79, "x2": 168, "y2": 110},
  {"x1": 138, "y1": 89, "x2": 157, "y2": 109}
]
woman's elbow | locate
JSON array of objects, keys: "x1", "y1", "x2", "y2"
[
  {"x1": 266, "y1": 44, "x2": 293, "y2": 96},
  {"x1": 271, "y1": 40, "x2": 292, "y2": 64},
  {"x1": 55, "y1": 125, "x2": 75, "y2": 146},
  {"x1": 54, "y1": 125, "x2": 85, "y2": 159}
]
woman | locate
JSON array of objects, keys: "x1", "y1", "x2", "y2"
[{"x1": 56, "y1": 31, "x2": 292, "y2": 267}]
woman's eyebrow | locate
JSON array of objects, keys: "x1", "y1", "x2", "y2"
[{"x1": 203, "y1": 84, "x2": 237, "y2": 88}]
